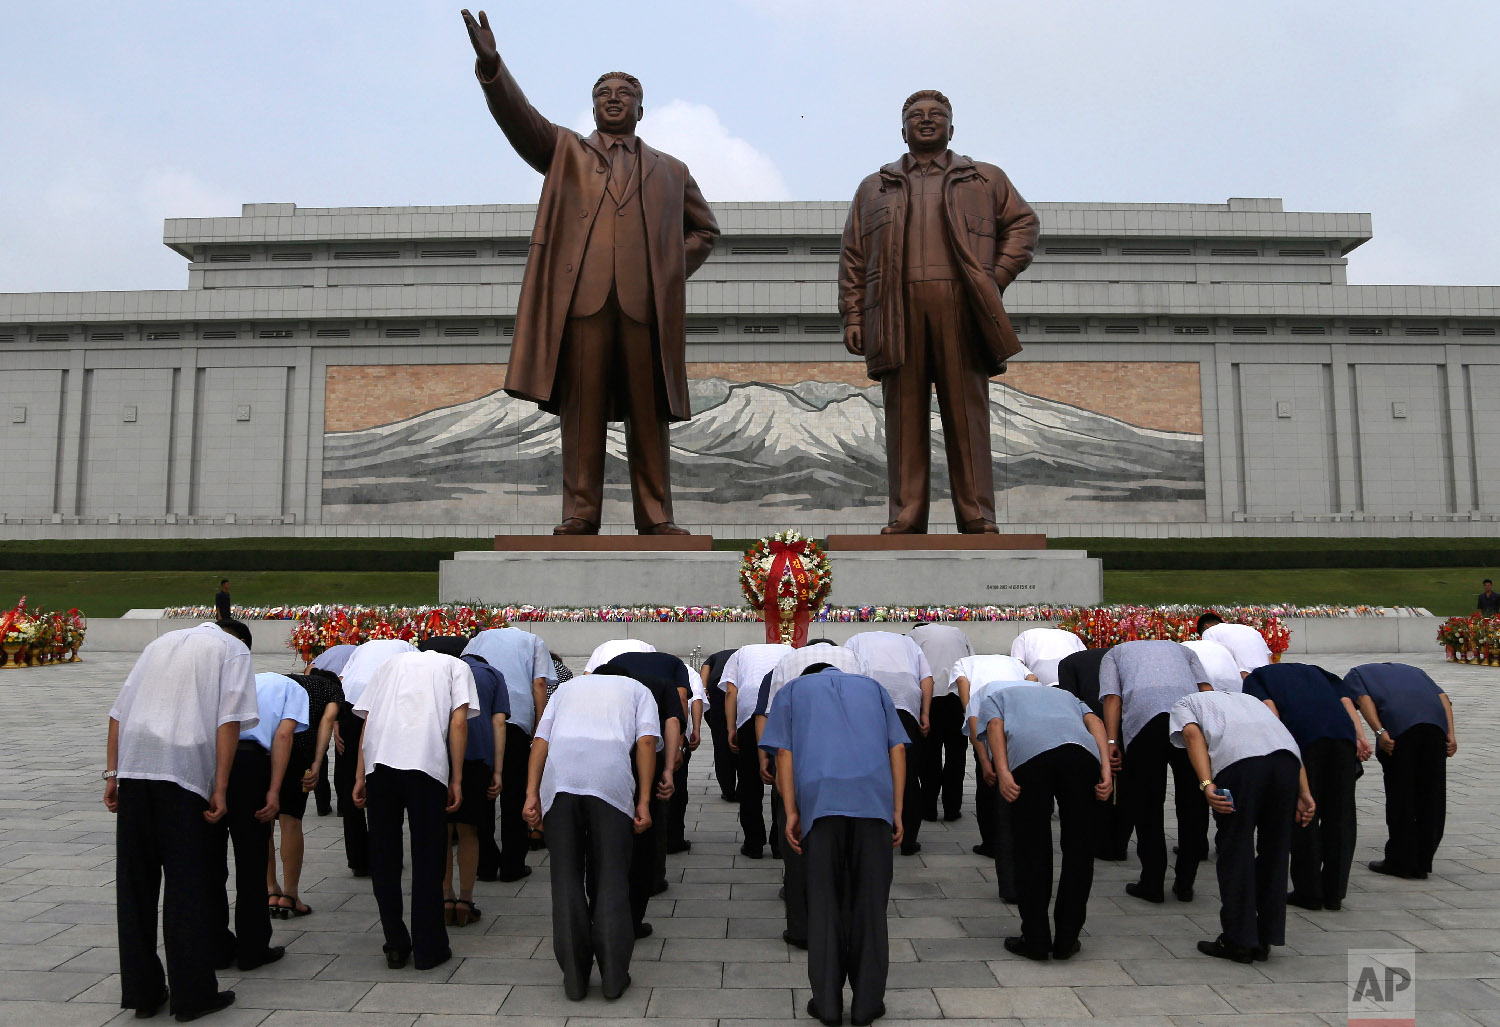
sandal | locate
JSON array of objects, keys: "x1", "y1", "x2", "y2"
[
  {"x1": 454, "y1": 899, "x2": 481, "y2": 927},
  {"x1": 443, "y1": 898, "x2": 457, "y2": 926},
  {"x1": 282, "y1": 896, "x2": 313, "y2": 917},
  {"x1": 267, "y1": 892, "x2": 287, "y2": 919}
]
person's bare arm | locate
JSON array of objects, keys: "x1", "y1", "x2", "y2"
[
  {"x1": 633, "y1": 738, "x2": 656, "y2": 834},
  {"x1": 258, "y1": 719, "x2": 296, "y2": 822},
  {"x1": 918, "y1": 676, "x2": 934, "y2": 736},
  {"x1": 724, "y1": 683, "x2": 739, "y2": 751},
  {"x1": 532, "y1": 677, "x2": 548, "y2": 727},
  {"x1": 1103, "y1": 694, "x2": 1123, "y2": 771},
  {"x1": 1340, "y1": 696, "x2": 1373, "y2": 761},
  {"x1": 754, "y1": 713, "x2": 774, "y2": 784},
  {"x1": 889, "y1": 744, "x2": 906, "y2": 848},
  {"x1": 657, "y1": 719, "x2": 681, "y2": 799},
  {"x1": 690, "y1": 698, "x2": 703, "y2": 750},
  {"x1": 1295, "y1": 765, "x2": 1316, "y2": 825},
  {"x1": 446, "y1": 708, "x2": 468, "y2": 813},
  {"x1": 352, "y1": 721, "x2": 369, "y2": 807},
  {"x1": 103, "y1": 718, "x2": 120, "y2": 812},
  {"x1": 461, "y1": 9, "x2": 557, "y2": 173},
  {"x1": 777, "y1": 749, "x2": 803, "y2": 854},
  {"x1": 1441, "y1": 692, "x2": 1458, "y2": 756},
  {"x1": 1083, "y1": 712, "x2": 1113, "y2": 801},
  {"x1": 1181, "y1": 723, "x2": 1232, "y2": 814},
  {"x1": 303, "y1": 703, "x2": 340, "y2": 789},
  {"x1": 1357, "y1": 695, "x2": 1394, "y2": 755},
  {"x1": 985, "y1": 719, "x2": 1019, "y2": 803},
  {"x1": 206, "y1": 722, "x2": 239, "y2": 823},
  {"x1": 522, "y1": 737, "x2": 548, "y2": 829}
]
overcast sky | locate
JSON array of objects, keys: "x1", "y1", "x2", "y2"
[{"x1": 3, "y1": 0, "x2": 1497, "y2": 293}]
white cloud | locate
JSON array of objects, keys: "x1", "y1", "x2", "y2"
[{"x1": 572, "y1": 100, "x2": 790, "y2": 202}]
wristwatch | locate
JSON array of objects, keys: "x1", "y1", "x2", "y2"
[
  {"x1": 1374, "y1": 728, "x2": 1386, "y2": 737},
  {"x1": 101, "y1": 770, "x2": 118, "y2": 781},
  {"x1": 1198, "y1": 778, "x2": 1213, "y2": 792}
]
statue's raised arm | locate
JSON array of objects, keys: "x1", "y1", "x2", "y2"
[{"x1": 461, "y1": 8, "x2": 556, "y2": 174}]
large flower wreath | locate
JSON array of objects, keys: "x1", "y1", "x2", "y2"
[{"x1": 739, "y1": 530, "x2": 833, "y2": 646}]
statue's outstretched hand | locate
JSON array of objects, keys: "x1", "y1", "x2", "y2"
[{"x1": 461, "y1": 9, "x2": 500, "y2": 78}]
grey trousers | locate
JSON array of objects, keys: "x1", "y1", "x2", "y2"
[
  {"x1": 805, "y1": 816, "x2": 893, "y2": 1023},
  {"x1": 544, "y1": 792, "x2": 635, "y2": 999}
]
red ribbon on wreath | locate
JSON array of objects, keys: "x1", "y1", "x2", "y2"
[{"x1": 763, "y1": 540, "x2": 813, "y2": 647}]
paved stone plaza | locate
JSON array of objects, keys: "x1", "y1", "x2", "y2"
[{"x1": 3, "y1": 648, "x2": 1498, "y2": 1026}]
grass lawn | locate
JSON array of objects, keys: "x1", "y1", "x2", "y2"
[{"x1": 1, "y1": 566, "x2": 1487, "y2": 619}]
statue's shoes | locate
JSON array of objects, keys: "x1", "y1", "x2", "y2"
[
  {"x1": 553, "y1": 518, "x2": 599, "y2": 535},
  {"x1": 959, "y1": 519, "x2": 1000, "y2": 534},
  {"x1": 643, "y1": 522, "x2": 689, "y2": 536},
  {"x1": 880, "y1": 523, "x2": 922, "y2": 535}
]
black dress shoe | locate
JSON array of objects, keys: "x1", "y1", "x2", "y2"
[
  {"x1": 634, "y1": 922, "x2": 654, "y2": 939},
  {"x1": 651, "y1": 878, "x2": 669, "y2": 896},
  {"x1": 1368, "y1": 860, "x2": 1426, "y2": 879},
  {"x1": 900, "y1": 842, "x2": 922, "y2": 856},
  {"x1": 1324, "y1": 898, "x2": 1342, "y2": 911},
  {"x1": 1197, "y1": 935, "x2": 1255, "y2": 964},
  {"x1": 1252, "y1": 944, "x2": 1271, "y2": 962},
  {"x1": 133, "y1": 991, "x2": 169, "y2": 1019},
  {"x1": 1286, "y1": 892, "x2": 1323, "y2": 911},
  {"x1": 806, "y1": 998, "x2": 841, "y2": 1026},
  {"x1": 721, "y1": 791, "x2": 738, "y2": 803},
  {"x1": 1053, "y1": 939, "x2": 1082, "y2": 961},
  {"x1": 553, "y1": 517, "x2": 599, "y2": 536},
  {"x1": 236, "y1": 946, "x2": 284, "y2": 972},
  {"x1": 316, "y1": 803, "x2": 332, "y2": 817},
  {"x1": 851, "y1": 1001, "x2": 886, "y2": 1026},
  {"x1": 667, "y1": 840, "x2": 692, "y2": 854},
  {"x1": 999, "y1": 893, "x2": 1019, "y2": 904},
  {"x1": 740, "y1": 843, "x2": 764, "y2": 859},
  {"x1": 972, "y1": 843, "x2": 994, "y2": 857},
  {"x1": 603, "y1": 973, "x2": 632, "y2": 1000},
  {"x1": 1125, "y1": 881, "x2": 1164, "y2": 903},
  {"x1": 384, "y1": 946, "x2": 409, "y2": 969},
  {"x1": 782, "y1": 929, "x2": 808, "y2": 950},
  {"x1": 414, "y1": 949, "x2": 452, "y2": 971},
  {"x1": 1004, "y1": 936, "x2": 1051, "y2": 961},
  {"x1": 943, "y1": 811, "x2": 963, "y2": 822},
  {"x1": 174, "y1": 992, "x2": 235, "y2": 1023},
  {"x1": 1172, "y1": 884, "x2": 1194, "y2": 902},
  {"x1": 497, "y1": 865, "x2": 532, "y2": 882},
  {"x1": 921, "y1": 813, "x2": 939, "y2": 823}
]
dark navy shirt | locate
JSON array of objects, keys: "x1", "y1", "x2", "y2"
[
  {"x1": 608, "y1": 651, "x2": 689, "y2": 732},
  {"x1": 702, "y1": 649, "x2": 735, "y2": 691},
  {"x1": 1055, "y1": 648, "x2": 1110, "y2": 718},
  {"x1": 461, "y1": 654, "x2": 511, "y2": 767},
  {"x1": 752, "y1": 670, "x2": 775, "y2": 719},
  {"x1": 1343, "y1": 663, "x2": 1448, "y2": 738},
  {"x1": 1243, "y1": 663, "x2": 1356, "y2": 748},
  {"x1": 759, "y1": 670, "x2": 909, "y2": 829}
]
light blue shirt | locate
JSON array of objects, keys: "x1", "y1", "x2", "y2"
[
  {"x1": 241, "y1": 673, "x2": 310, "y2": 751},
  {"x1": 759, "y1": 670, "x2": 909, "y2": 830},
  {"x1": 977, "y1": 686, "x2": 1099, "y2": 772},
  {"x1": 462, "y1": 628, "x2": 556, "y2": 735}
]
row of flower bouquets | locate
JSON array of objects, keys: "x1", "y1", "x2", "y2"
[
  {"x1": 1, "y1": 599, "x2": 87, "y2": 669},
  {"x1": 1437, "y1": 614, "x2": 1500, "y2": 665}
]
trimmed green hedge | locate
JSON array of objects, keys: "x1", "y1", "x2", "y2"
[{"x1": 1049, "y1": 537, "x2": 1500, "y2": 571}]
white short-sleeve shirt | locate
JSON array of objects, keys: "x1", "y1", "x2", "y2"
[
  {"x1": 721, "y1": 644, "x2": 795, "y2": 729},
  {"x1": 354, "y1": 651, "x2": 480, "y2": 785},
  {"x1": 1202, "y1": 623, "x2": 1273, "y2": 674},
  {"x1": 844, "y1": 631, "x2": 933, "y2": 720},
  {"x1": 1170, "y1": 689, "x2": 1300, "y2": 775},
  {"x1": 953, "y1": 654, "x2": 1035, "y2": 694},
  {"x1": 763, "y1": 643, "x2": 869, "y2": 715},
  {"x1": 1009, "y1": 628, "x2": 1086, "y2": 686},
  {"x1": 1183, "y1": 640, "x2": 1244, "y2": 693},
  {"x1": 340, "y1": 639, "x2": 418, "y2": 706},
  {"x1": 110, "y1": 623, "x2": 260, "y2": 800},
  {"x1": 534, "y1": 673, "x2": 662, "y2": 818},
  {"x1": 584, "y1": 639, "x2": 656, "y2": 673}
]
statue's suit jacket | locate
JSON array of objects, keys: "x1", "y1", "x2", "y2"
[
  {"x1": 839, "y1": 155, "x2": 1038, "y2": 380},
  {"x1": 477, "y1": 61, "x2": 719, "y2": 422}
]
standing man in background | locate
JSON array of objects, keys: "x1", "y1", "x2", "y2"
[
  {"x1": 1478, "y1": 579, "x2": 1500, "y2": 616},
  {"x1": 910, "y1": 622, "x2": 974, "y2": 822},
  {"x1": 214, "y1": 579, "x2": 232, "y2": 623}
]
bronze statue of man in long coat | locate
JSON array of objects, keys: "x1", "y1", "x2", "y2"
[
  {"x1": 839, "y1": 90, "x2": 1038, "y2": 534},
  {"x1": 463, "y1": 9, "x2": 719, "y2": 535}
]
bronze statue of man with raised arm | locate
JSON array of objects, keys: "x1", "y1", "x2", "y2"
[
  {"x1": 462, "y1": 9, "x2": 719, "y2": 536},
  {"x1": 839, "y1": 90, "x2": 1039, "y2": 535}
]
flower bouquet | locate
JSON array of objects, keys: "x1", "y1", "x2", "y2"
[{"x1": 739, "y1": 530, "x2": 833, "y2": 646}]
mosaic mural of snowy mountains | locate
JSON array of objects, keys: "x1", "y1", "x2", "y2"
[{"x1": 321, "y1": 378, "x2": 1204, "y2": 521}]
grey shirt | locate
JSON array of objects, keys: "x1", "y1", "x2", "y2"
[
  {"x1": 910, "y1": 624, "x2": 974, "y2": 698},
  {"x1": 1097, "y1": 640, "x2": 1210, "y2": 748},
  {"x1": 977, "y1": 686, "x2": 1100, "y2": 773},
  {"x1": 1169, "y1": 690, "x2": 1301, "y2": 776}
]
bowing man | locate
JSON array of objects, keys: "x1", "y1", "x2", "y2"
[
  {"x1": 334, "y1": 638, "x2": 416, "y2": 877},
  {"x1": 844, "y1": 630, "x2": 934, "y2": 855},
  {"x1": 953, "y1": 652, "x2": 1036, "y2": 861},
  {"x1": 720, "y1": 642, "x2": 794, "y2": 858}
]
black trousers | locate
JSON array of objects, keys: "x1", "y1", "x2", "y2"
[
  {"x1": 974, "y1": 748, "x2": 997, "y2": 849},
  {"x1": 209, "y1": 743, "x2": 274, "y2": 965},
  {"x1": 667, "y1": 747, "x2": 691, "y2": 847},
  {"x1": 545, "y1": 792, "x2": 635, "y2": 999},
  {"x1": 1214, "y1": 752, "x2": 1299, "y2": 949},
  {"x1": 737, "y1": 722, "x2": 767, "y2": 852},
  {"x1": 1122, "y1": 712, "x2": 1208, "y2": 893},
  {"x1": 1291, "y1": 738, "x2": 1359, "y2": 903},
  {"x1": 706, "y1": 684, "x2": 737, "y2": 799},
  {"x1": 1010, "y1": 746, "x2": 1098, "y2": 950},
  {"x1": 973, "y1": 750, "x2": 1016, "y2": 898},
  {"x1": 772, "y1": 784, "x2": 808, "y2": 941},
  {"x1": 492, "y1": 723, "x2": 533, "y2": 879},
  {"x1": 1093, "y1": 789, "x2": 1135, "y2": 861},
  {"x1": 629, "y1": 795, "x2": 670, "y2": 927},
  {"x1": 365, "y1": 767, "x2": 450, "y2": 967},
  {"x1": 116, "y1": 779, "x2": 220, "y2": 1016},
  {"x1": 805, "y1": 816, "x2": 892, "y2": 1024},
  {"x1": 334, "y1": 705, "x2": 369, "y2": 873},
  {"x1": 897, "y1": 711, "x2": 926, "y2": 850},
  {"x1": 1377, "y1": 723, "x2": 1448, "y2": 875},
  {"x1": 921, "y1": 693, "x2": 966, "y2": 819}
]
